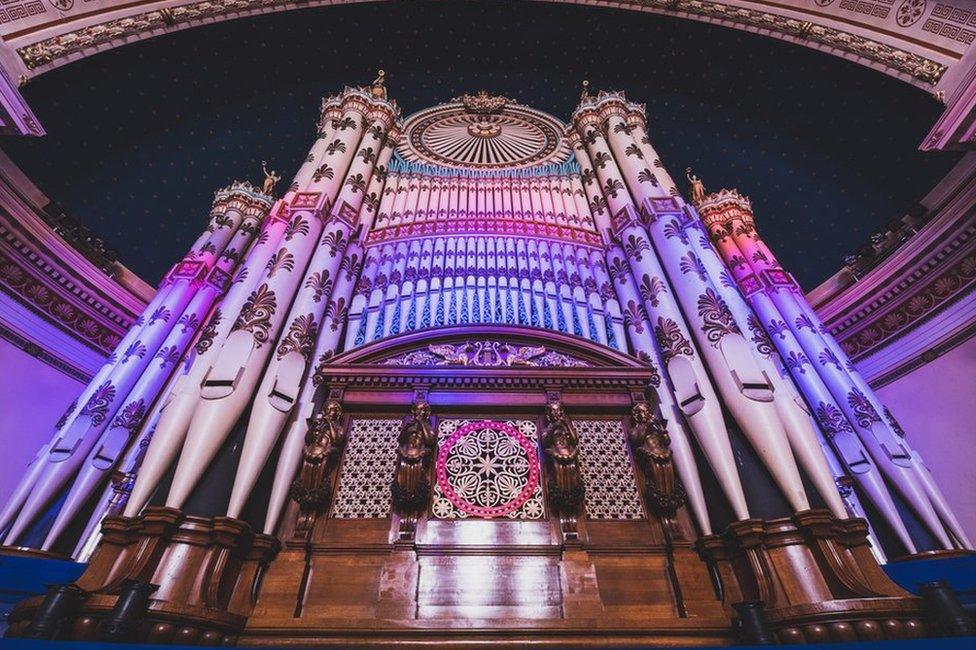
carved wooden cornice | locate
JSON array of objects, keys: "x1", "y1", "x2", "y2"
[{"x1": 317, "y1": 325, "x2": 656, "y2": 393}]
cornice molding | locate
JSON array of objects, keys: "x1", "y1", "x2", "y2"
[
  {"x1": 812, "y1": 153, "x2": 976, "y2": 380},
  {"x1": 0, "y1": 0, "x2": 962, "y2": 89}
]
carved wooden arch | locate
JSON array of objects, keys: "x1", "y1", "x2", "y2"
[
  {"x1": 6, "y1": 0, "x2": 955, "y2": 89},
  {"x1": 331, "y1": 324, "x2": 645, "y2": 368},
  {"x1": 316, "y1": 325, "x2": 657, "y2": 405}
]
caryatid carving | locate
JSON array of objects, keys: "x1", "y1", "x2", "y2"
[
  {"x1": 289, "y1": 399, "x2": 346, "y2": 536},
  {"x1": 541, "y1": 400, "x2": 584, "y2": 520},
  {"x1": 391, "y1": 400, "x2": 438, "y2": 517},
  {"x1": 628, "y1": 403, "x2": 684, "y2": 520}
]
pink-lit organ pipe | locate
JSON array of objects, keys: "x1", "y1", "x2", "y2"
[
  {"x1": 160, "y1": 96, "x2": 382, "y2": 513},
  {"x1": 600, "y1": 104, "x2": 842, "y2": 519},
  {"x1": 568, "y1": 132, "x2": 711, "y2": 533},
  {"x1": 225, "y1": 119, "x2": 398, "y2": 519},
  {"x1": 40, "y1": 202, "x2": 265, "y2": 549},
  {"x1": 2, "y1": 189, "x2": 256, "y2": 545},
  {"x1": 698, "y1": 194, "x2": 916, "y2": 550},
  {"x1": 700, "y1": 189, "x2": 965, "y2": 550},
  {"x1": 122, "y1": 196, "x2": 288, "y2": 517}
]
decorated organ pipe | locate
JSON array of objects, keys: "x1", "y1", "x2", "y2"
[
  {"x1": 699, "y1": 188, "x2": 969, "y2": 550},
  {"x1": 572, "y1": 103, "x2": 752, "y2": 521},
  {"x1": 160, "y1": 89, "x2": 382, "y2": 512},
  {"x1": 41, "y1": 195, "x2": 267, "y2": 549},
  {"x1": 2, "y1": 186, "x2": 268, "y2": 545},
  {"x1": 603, "y1": 104, "x2": 813, "y2": 514}
]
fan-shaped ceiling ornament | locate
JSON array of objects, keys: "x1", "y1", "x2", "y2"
[{"x1": 398, "y1": 93, "x2": 571, "y2": 170}]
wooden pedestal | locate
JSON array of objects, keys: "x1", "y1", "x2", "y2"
[
  {"x1": 5, "y1": 507, "x2": 280, "y2": 645},
  {"x1": 695, "y1": 509, "x2": 927, "y2": 644}
]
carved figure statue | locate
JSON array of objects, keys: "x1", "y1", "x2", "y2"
[
  {"x1": 686, "y1": 167, "x2": 706, "y2": 204},
  {"x1": 629, "y1": 403, "x2": 683, "y2": 518},
  {"x1": 261, "y1": 161, "x2": 281, "y2": 195},
  {"x1": 289, "y1": 400, "x2": 346, "y2": 536},
  {"x1": 392, "y1": 400, "x2": 438, "y2": 514},
  {"x1": 541, "y1": 401, "x2": 584, "y2": 516},
  {"x1": 303, "y1": 400, "x2": 345, "y2": 466},
  {"x1": 371, "y1": 69, "x2": 387, "y2": 100},
  {"x1": 580, "y1": 79, "x2": 592, "y2": 104}
]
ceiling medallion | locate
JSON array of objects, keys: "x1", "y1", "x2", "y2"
[{"x1": 399, "y1": 99, "x2": 571, "y2": 170}]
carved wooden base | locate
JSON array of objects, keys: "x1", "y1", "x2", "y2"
[
  {"x1": 241, "y1": 516, "x2": 732, "y2": 648},
  {"x1": 695, "y1": 509, "x2": 928, "y2": 644},
  {"x1": 0, "y1": 545, "x2": 71, "y2": 560},
  {"x1": 5, "y1": 507, "x2": 279, "y2": 645}
]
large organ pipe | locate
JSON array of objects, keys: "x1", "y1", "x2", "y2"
[{"x1": 600, "y1": 108, "x2": 809, "y2": 514}]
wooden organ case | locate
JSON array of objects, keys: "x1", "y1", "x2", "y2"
[{"x1": 242, "y1": 326, "x2": 732, "y2": 647}]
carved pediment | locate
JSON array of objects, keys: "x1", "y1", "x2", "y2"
[
  {"x1": 327, "y1": 325, "x2": 647, "y2": 370},
  {"x1": 381, "y1": 340, "x2": 590, "y2": 368}
]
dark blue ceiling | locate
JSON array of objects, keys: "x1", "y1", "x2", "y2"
[{"x1": 3, "y1": 0, "x2": 958, "y2": 289}]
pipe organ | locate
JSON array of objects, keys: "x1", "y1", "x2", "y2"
[{"x1": 1, "y1": 82, "x2": 967, "y2": 647}]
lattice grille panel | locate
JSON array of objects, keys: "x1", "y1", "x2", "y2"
[
  {"x1": 331, "y1": 418, "x2": 401, "y2": 519},
  {"x1": 576, "y1": 419, "x2": 646, "y2": 520}
]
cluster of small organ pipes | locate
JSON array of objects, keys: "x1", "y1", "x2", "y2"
[{"x1": 0, "y1": 83, "x2": 970, "y2": 562}]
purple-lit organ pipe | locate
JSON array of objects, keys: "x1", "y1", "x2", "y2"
[
  {"x1": 569, "y1": 134, "x2": 711, "y2": 533},
  {"x1": 573, "y1": 121, "x2": 751, "y2": 521},
  {"x1": 2, "y1": 201, "x2": 245, "y2": 545},
  {"x1": 262, "y1": 240, "x2": 366, "y2": 534},
  {"x1": 163, "y1": 104, "x2": 369, "y2": 512},
  {"x1": 725, "y1": 207, "x2": 954, "y2": 548},
  {"x1": 598, "y1": 112, "x2": 811, "y2": 514},
  {"x1": 73, "y1": 359, "x2": 181, "y2": 560},
  {"x1": 226, "y1": 117, "x2": 396, "y2": 519},
  {"x1": 121, "y1": 195, "x2": 285, "y2": 518},
  {"x1": 0, "y1": 276, "x2": 178, "y2": 535},
  {"x1": 703, "y1": 203, "x2": 916, "y2": 551},
  {"x1": 793, "y1": 293, "x2": 972, "y2": 548},
  {"x1": 677, "y1": 206, "x2": 849, "y2": 519},
  {"x1": 40, "y1": 205, "x2": 264, "y2": 549}
]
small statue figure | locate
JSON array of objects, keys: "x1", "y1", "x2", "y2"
[
  {"x1": 580, "y1": 79, "x2": 592, "y2": 104},
  {"x1": 289, "y1": 400, "x2": 346, "y2": 537},
  {"x1": 261, "y1": 161, "x2": 281, "y2": 195},
  {"x1": 541, "y1": 401, "x2": 584, "y2": 517},
  {"x1": 629, "y1": 403, "x2": 683, "y2": 518},
  {"x1": 370, "y1": 69, "x2": 387, "y2": 100},
  {"x1": 392, "y1": 400, "x2": 438, "y2": 515},
  {"x1": 542, "y1": 401, "x2": 579, "y2": 464},
  {"x1": 686, "y1": 167, "x2": 706, "y2": 204},
  {"x1": 304, "y1": 400, "x2": 345, "y2": 466}
]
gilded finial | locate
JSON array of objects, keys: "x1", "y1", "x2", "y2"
[
  {"x1": 686, "y1": 167, "x2": 706, "y2": 204},
  {"x1": 371, "y1": 69, "x2": 387, "y2": 100}
]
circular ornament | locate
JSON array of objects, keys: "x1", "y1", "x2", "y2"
[
  {"x1": 399, "y1": 99, "x2": 570, "y2": 170},
  {"x1": 434, "y1": 420, "x2": 541, "y2": 518},
  {"x1": 896, "y1": 0, "x2": 926, "y2": 27}
]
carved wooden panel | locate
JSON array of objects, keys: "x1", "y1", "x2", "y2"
[
  {"x1": 330, "y1": 417, "x2": 400, "y2": 519},
  {"x1": 431, "y1": 418, "x2": 545, "y2": 520},
  {"x1": 416, "y1": 556, "x2": 562, "y2": 620},
  {"x1": 576, "y1": 418, "x2": 646, "y2": 520}
]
